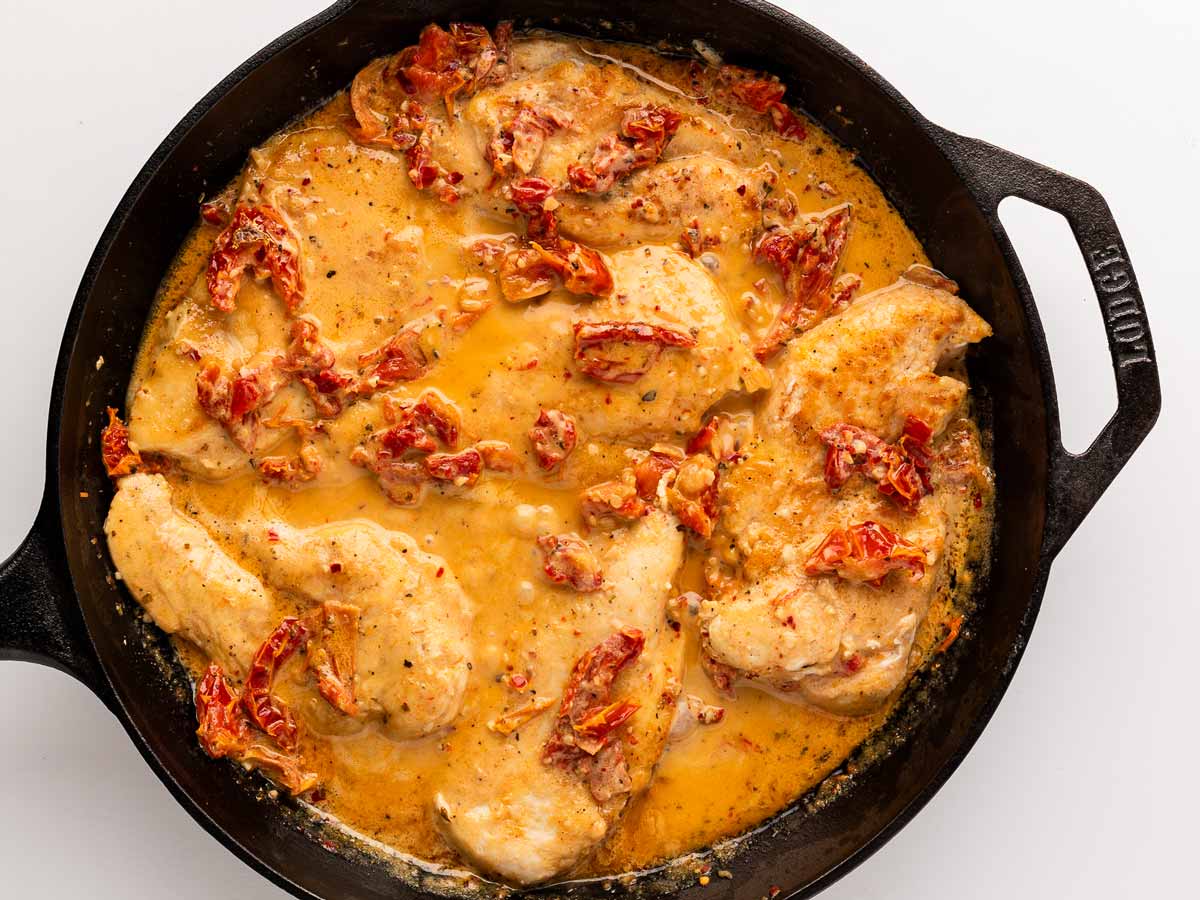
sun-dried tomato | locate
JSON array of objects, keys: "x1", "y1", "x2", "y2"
[
  {"x1": 424, "y1": 448, "x2": 483, "y2": 486},
  {"x1": 196, "y1": 358, "x2": 289, "y2": 453},
  {"x1": 346, "y1": 20, "x2": 511, "y2": 200},
  {"x1": 277, "y1": 319, "x2": 353, "y2": 418},
  {"x1": 543, "y1": 629, "x2": 643, "y2": 802},
  {"x1": 195, "y1": 671, "x2": 317, "y2": 792},
  {"x1": 580, "y1": 477, "x2": 649, "y2": 528},
  {"x1": 573, "y1": 700, "x2": 640, "y2": 740},
  {"x1": 242, "y1": 618, "x2": 308, "y2": 751},
  {"x1": 769, "y1": 104, "x2": 807, "y2": 140},
  {"x1": 727, "y1": 73, "x2": 806, "y2": 140},
  {"x1": 405, "y1": 134, "x2": 460, "y2": 203},
  {"x1": 632, "y1": 450, "x2": 683, "y2": 504},
  {"x1": 375, "y1": 391, "x2": 458, "y2": 455},
  {"x1": 686, "y1": 414, "x2": 746, "y2": 462},
  {"x1": 347, "y1": 53, "x2": 429, "y2": 148},
  {"x1": 207, "y1": 205, "x2": 304, "y2": 313},
  {"x1": 537, "y1": 533, "x2": 604, "y2": 592},
  {"x1": 528, "y1": 408, "x2": 577, "y2": 471},
  {"x1": 355, "y1": 325, "x2": 433, "y2": 395},
  {"x1": 351, "y1": 391, "x2": 470, "y2": 504},
  {"x1": 567, "y1": 104, "x2": 683, "y2": 194},
  {"x1": 487, "y1": 105, "x2": 572, "y2": 176},
  {"x1": 573, "y1": 321, "x2": 698, "y2": 384},
  {"x1": 195, "y1": 663, "x2": 252, "y2": 758},
  {"x1": 257, "y1": 443, "x2": 323, "y2": 484},
  {"x1": 753, "y1": 207, "x2": 851, "y2": 359},
  {"x1": 396, "y1": 22, "x2": 511, "y2": 106},
  {"x1": 498, "y1": 245, "x2": 558, "y2": 301},
  {"x1": 730, "y1": 78, "x2": 786, "y2": 112},
  {"x1": 411, "y1": 390, "x2": 461, "y2": 446},
  {"x1": 351, "y1": 447, "x2": 428, "y2": 507},
  {"x1": 508, "y1": 176, "x2": 558, "y2": 244},
  {"x1": 239, "y1": 744, "x2": 319, "y2": 795},
  {"x1": 665, "y1": 454, "x2": 720, "y2": 538},
  {"x1": 535, "y1": 240, "x2": 614, "y2": 297},
  {"x1": 819, "y1": 415, "x2": 933, "y2": 512},
  {"x1": 284, "y1": 319, "x2": 336, "y2": 373},
  {"x1": 494, "y1": 177, "x2": 613, "y2": 300},
  {"x1": 820, "y1": 423, "x2": 889, "y2": 490},
  {"x1": 803, "y1": 521, "x2": 927, "y2": 586},
  {"x1": 380, "y1": 420, "x2": 438, "y2": 456},
  {"x1": 508, "y1": 175, "x2": 555, "y2": 218},
  {"x1": 101, "y1": 407, "x2": 142, "y2": 479},
  {"x1": 829, "y1": 272, "x2": 863, "y2": 314},
  {"x1": 412, "y1": 132, "x2": 459, "y2": 197},
  {"x1": 307, "y1": 601, "x2": 360, "y2": 716}
]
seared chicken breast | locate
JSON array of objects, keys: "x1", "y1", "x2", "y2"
[
  {"x1": 434, "y1": 510, "x2": 684, "y2": 884},
  {"x1": 700, "y1": 270, "x2": 991, "y2": 713},
  {"x1": 104, "y1": 473, "x2": 274, "y2": 678},
  {"x1": 222, "y1": 517, "x2": 475, "y2": 739}
]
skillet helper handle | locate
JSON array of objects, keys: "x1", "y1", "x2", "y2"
[
  {"x1": 0, "y1": 490, "x2": 111, "y2": 702},
  {"x1": 936, "y1": 129, "x2": 1162, "y2": 557}
]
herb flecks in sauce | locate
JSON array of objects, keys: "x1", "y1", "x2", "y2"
[{"x1": 104, "y1": 24, "x2": 993, "y2": 887}]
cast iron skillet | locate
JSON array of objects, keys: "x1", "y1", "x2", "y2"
[{"x1": 0, "y1": 1, "x2": 1161, "y2": 897}]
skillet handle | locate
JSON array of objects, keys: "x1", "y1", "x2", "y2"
[
  {"x1": 936, "y1": 129, "x2": 1162, "y2": 557},
  {"x1": 0, "y1": 489, "x2": 112, "y2": 704}
]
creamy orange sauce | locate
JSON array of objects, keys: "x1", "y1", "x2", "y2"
[{"x1": 122, "y1": 29, "x2": 989, "y2": 883}]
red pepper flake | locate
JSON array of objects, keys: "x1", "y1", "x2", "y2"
[
  {"x1": 266, "y1": 527, "x2": 280, "y2": 543},
  {"x1": 329, "y1": 562, "x2": 343, "y2": 574},
  {"x1": 436, "y1": 566, "x2": 445, "y2": 578}
]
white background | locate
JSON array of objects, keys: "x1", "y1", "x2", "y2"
[{"x1": 0, "y1": 0, "x2": 1194, "y2": 896}]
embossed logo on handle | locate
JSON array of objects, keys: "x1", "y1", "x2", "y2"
[{"x1": 1090, "y1": 244, "x2": 1151, "y2": 368}]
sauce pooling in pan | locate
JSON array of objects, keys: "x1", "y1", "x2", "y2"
[{"x1": 101, "y1": 22, "x2": 993, "y2": 886}]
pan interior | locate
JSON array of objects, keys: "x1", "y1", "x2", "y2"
[{"x1": 55, "y1": 3, "x2": 1048, "y2": 898}]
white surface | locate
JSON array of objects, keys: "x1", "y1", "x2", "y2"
[{"x1": 0, "y1": 0, "x2": 1194, "y2": 895}]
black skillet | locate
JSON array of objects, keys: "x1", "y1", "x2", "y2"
[{"x1": 0, "y1": 1, "x2": 1161, "y2": 897}]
